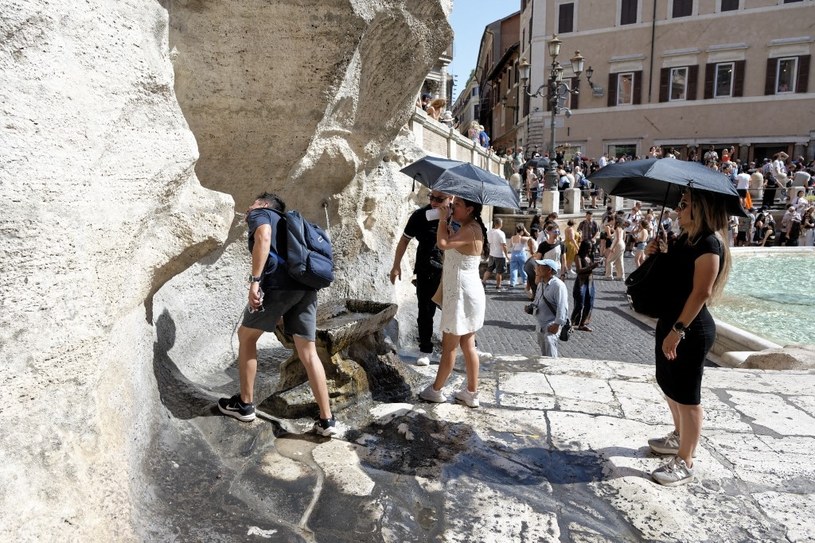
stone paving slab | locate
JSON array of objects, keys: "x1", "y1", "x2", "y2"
[
  {"x1": 476, "y1": 255, "x2": 659, "y2": 365},
  {"x1": 152, "y1": 352, "x2": 815, "y2": 542}
]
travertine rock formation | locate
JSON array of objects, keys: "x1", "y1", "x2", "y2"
[
  {"x1": 743, "y1": 345, "x2": 815, "y2": 370},
  {"x1": 0, "y1": 0, "x2": 451, "y2": 539},
  {"x1": 167, "y1": 0, "x2": 452, "y2": 299}
]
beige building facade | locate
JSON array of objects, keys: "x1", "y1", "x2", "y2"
[{"x1": 510, "y1": 0, "x2": 814, "y2": 162}]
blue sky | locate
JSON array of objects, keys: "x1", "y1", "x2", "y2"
[{"x1": 449, "y1": 1, "x2": 519, "y2": 100}]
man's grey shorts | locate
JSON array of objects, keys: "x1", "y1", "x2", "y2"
[
  {"x1": 487, "y1": 256, "x2": 507, "y2": 274},
  {"x1": 242, "y1": 289, "x2": 317, "y2": 341}
]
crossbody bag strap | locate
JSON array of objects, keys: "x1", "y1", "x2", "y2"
[{"x1": 537, "y1": 283, "x2": 557, "y2": 315}]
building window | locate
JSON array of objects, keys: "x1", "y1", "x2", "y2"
[
  {"x1": 715, "y1": 62, "x2": 734, "y2": 97},
  {"x1": 617, "y1": 73, "x2": 634, "y2": 105},
  {"x1": 776, "y1": 57, "x2": 797, "y2": 93},
  {"x1": 660, "y1": 65, "x2": 698, "y2": 102},
  {"x1": 472, "y1": 87, "x2": 479, "y2": 97},
  {"x1": 558, "y1": 3, "x2": 575, "y2": 34},
  {"x1": 608, "y1": 143, "x2": 637, "y2": 159},
  {"x1": 720, "y1": 0, "x2": 739, "y2": 10},
  {"x1": 765, "y1": 55, "x2": 809, "y2": 95},
  {"x1": 620, "y1": 0, "x2": 638, "y2": 25},
  {"x1": 670, "y1": 67, "x2": 688, "y2": 100},
  {"x1": 705, "y1": 61, "x2": 743, "y2": 98},
  {"x1": 671, "y1": 0, "x2": 692, "y2": 17}
]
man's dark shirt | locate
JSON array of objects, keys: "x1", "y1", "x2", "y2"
[
  {"x1": 247, "y1": 208, "x2": 305, "y2": 290},
  {"x1": 577, "y1": 219, "x2": 599, "y2": 241},
  {"x1": 404, "y1": 205, "x2": 443, "y2": 275}
]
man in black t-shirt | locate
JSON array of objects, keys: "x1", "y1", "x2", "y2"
[{"x1": 390, "y1": 190, "x2": 452, "y2": 366}]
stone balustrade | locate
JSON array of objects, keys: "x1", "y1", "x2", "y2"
[{"x1": 408, "y1": 109, "x2": 506, "y2": 177}]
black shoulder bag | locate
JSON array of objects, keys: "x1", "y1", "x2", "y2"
[{"x1": 624, "y1": 253, "x2": 666, "y2": 318}]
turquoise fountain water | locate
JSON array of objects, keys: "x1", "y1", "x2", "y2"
[{"x1": 711, "y1": 249, "x2": 815, "y2": 346}]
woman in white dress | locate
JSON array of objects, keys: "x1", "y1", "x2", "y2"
[{"x1": 419, "y1": 197, "x2": 487, "y2": 408}]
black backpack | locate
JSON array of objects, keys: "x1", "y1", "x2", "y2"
[{"x1": 269, "y1": 209, "x2": 334, "y2": 290}]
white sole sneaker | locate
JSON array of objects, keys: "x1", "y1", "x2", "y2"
[
  {"x1": 651, "y1": 456, "x2": 694, "y2": 487},
  {"x1": 419, "y1": 385, "x2": 447, "y2": 403},
  {"x1": 454, "y1": 389, "x2": 480, "y2": 408}
]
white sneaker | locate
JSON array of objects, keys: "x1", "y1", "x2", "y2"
[
  {"x1": 651, "y1": 456, "x2": 694, "y2": 487},
  {"x1": 454, "y1": 388, "x2": 480, "y2": 408},
  {"x1": 419, "y1": 385, "x2": 447, "y2": 403},
  {"x1": 416, "y1": 355, "x2": 430, "y2": 366},
  {"x1": 648, "y1": 430, "x2": 680, "y2": 455}
]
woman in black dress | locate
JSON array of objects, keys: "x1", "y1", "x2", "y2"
[{"x1": 646, "y1": 188, "x2": 731, "y2": 486}]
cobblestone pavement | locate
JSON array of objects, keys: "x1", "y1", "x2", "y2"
[{"x1": 478, "y1": 254, "x2": 659, "y2": 364}]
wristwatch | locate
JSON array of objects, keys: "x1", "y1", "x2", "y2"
[
  {"x1": 249, "y1": 274, "x2": 262, "y2": 283},
  {"x1": 672, "y1": 321, "x2": 686, "y2": 339}
]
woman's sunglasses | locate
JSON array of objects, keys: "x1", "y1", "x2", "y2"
[
  {"x1": 676, "y1": 201, "x2": 689, "y2": 210},
  {"x1": 429, "y1": 195, "x2": 447, "y2": 203}
]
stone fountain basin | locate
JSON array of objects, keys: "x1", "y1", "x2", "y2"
[
  {"x1": 263, "y1": 299, "x2": 404, "y2": 418},
  {"x1": 274, "y1": 299, "x2": 398, "y2": 355}
]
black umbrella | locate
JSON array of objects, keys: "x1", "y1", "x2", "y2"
[
  {"x1": 588, "y1": 158, "x2": 747, "y2": 217},
  {"x1": 400, "y1": 156, "x2": 520, "y2": 209},
  {"x1": 523, "y1": 156, "x2": 550, "y2": 171}
]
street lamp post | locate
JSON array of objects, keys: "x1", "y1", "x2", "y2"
[{"x1": 518, "y1": 36, "x2": 591, "y2": 191}]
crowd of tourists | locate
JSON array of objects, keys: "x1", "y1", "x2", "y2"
[{"x1": 416, "y1": 93, "x2": 492, "y2": 149}]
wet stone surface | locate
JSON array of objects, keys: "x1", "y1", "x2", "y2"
[{"x1": 145, "y1": 346, "x2": 815, "y2": 541}]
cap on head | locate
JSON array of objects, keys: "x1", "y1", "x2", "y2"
[{"x1": 534, "y1": 258, "x2": 561, "y2": 272}]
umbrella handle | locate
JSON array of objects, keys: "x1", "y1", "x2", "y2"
[{"x1": 657, "y1": 182, "x2": 671, "y2": 239}]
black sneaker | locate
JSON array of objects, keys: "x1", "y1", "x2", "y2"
[
  {"x1": 313, "y1": 417, "x2": 337, "y2": 437},
  {"x1": 217, "y1": 394, "x2": 256, "y2": 422}
]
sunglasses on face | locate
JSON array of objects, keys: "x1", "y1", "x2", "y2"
[
  {"x1": 429, "y1": 195, "x2": 447, "y2": 203},
  {"x1": 676, "y1": 201, "x2": 689, "y2": 210}
]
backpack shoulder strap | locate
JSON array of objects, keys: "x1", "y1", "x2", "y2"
[{"x1": 264, "y1": 208, "x2": 287, "y2": 264}]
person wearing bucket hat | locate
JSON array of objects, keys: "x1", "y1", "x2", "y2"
[{"x1": 530, "y1": 258, "x2": 569, "y2": 358}]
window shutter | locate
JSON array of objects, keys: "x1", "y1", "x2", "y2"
[
  {"x1": 687, "y1": 65, "x2": 699, "y2": 100},
  {"x1": 558, "y1": 4, "x2": 574, "y2": 34},
  {"x1": 796, "y1": 55, "x2": 810, "y2": 93},
  {"x1": 571, "y1": 78, "x2": 580, "y2": 110},
  {"x1": 765, "y1": 58, "x2": 776, "y2": 95},
  {"x1": 608, "y1": 73, "x2": 617, "y2": 106},
  {"x1": 633, "y1": 70, "x2": 642, "y2": 104},
  {"x1": 621, "y1": 0, "x2": 638, "y2": 24},
  {"x1": 659, "y1": 68, "x2": 669, "y2": 102},
  {"x1": 733, "y1": 60, "x2": 745, "y2": 97},
  {"x1": 704, "y1": 63, "x2": 714, "y2": 99}
]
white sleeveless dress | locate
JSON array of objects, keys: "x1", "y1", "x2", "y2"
[{"x1": 440, "y1": 249, "x2": 486, "y2": 335}]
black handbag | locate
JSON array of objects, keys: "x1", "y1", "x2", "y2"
[
  {"x1": 559, "y1": 320, "x2": 572, "y2": 341},
  {"x1": 624, "y1": 253, "x2": 666, "y2": 318}
]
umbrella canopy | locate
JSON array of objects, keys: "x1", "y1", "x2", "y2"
[
  {"x1": 522, "y1": 156, "x2": 551, "y2": 172},
  {"x1": 400, "y1": 156, "x2": 520, "y2": 209},
  {"x1": 588, "y1": 159, "x2": 747, "y2": 216}
]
